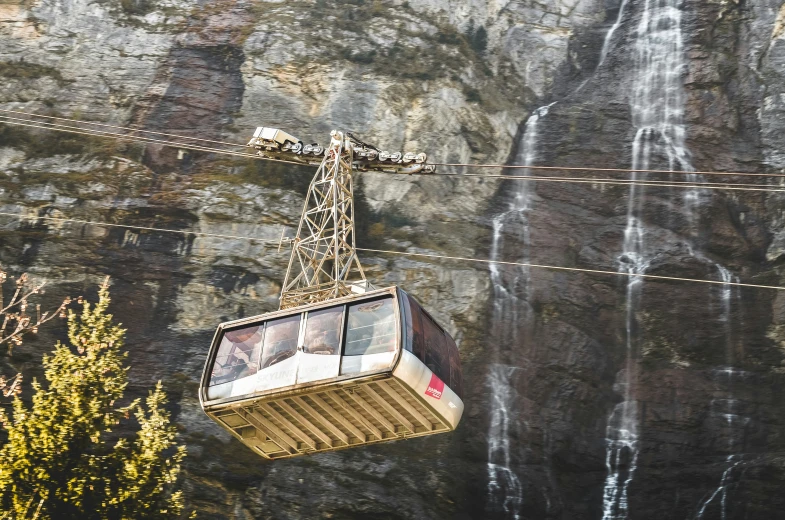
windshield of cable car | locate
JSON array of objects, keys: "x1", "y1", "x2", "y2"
[
  {"x1": 209, "y1": 324, "x2": 263, "y2": 386},
  {"x1": 303, "y1": 306, "x2": 343, "y2": 355},
  {"x1": 260, "y1": 315, "x2": 300, "y2": 368},
  {"x1": 344, "y1": 297, "x2": 396, "y2": 356}
]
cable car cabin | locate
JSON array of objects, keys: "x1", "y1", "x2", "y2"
[{"x1": 199, "y1": 287, "x2": 464, "y2": 460}]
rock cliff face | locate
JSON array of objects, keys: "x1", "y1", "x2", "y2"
[{"x1": 2, "y1": 0, "x2": 785, "y2": 518}]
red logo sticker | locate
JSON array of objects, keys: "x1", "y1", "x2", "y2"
[{"x1": 424, "y1": 374, "x2": 444, "y2": 400}]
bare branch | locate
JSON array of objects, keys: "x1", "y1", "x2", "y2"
[
  {"x1": 0, "y1": 266, "x2": 74, "y2": 354},
  {"x1": 0, "y1": 373, "x2": 22, "y2": 398},
  {"x1": 0, "y1": 265, "x2": 76, "y2": 401}
]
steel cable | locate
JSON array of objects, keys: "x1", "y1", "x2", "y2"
[
  {"x1": 0, "y1": 115, "x2": 307, "y2": 167},
  {"x1": 0, "y1": 211, "x2": 283, "y2": 243},
  {"x1": 1, "y1": 211, "x2": 781, "y2": 292},
  {"x1": 367, "y1": 170, "x2": 785, "y2": 193},
  {"x1": 2, "y1": 116, "x2": 785, "y2": 195},
  {"x1": 3, "y1": 107, "x2": 784, "y2": 180},
  {"x1": 431, "y1": 161, "x2": 785, "y2": 179},
  {"x1": 0, "y1": 107, "x2": 247, "y2": 148}
]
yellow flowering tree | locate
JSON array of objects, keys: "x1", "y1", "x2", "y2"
[{"x1": 0, "y1": 280, "x2": 189, "y2": 519}]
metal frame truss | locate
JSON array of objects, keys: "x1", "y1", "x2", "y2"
[
  {"x1": 279, "y1": 131, "x2": 367, "y2": 309},
  {"x1": 247, "y1": 127, "x2": 434, "y2": 310}
]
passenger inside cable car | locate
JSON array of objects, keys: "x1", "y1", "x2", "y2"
[
  {"x1": 298, "y1": 305, "x2": 343, "y2": 383},
  {"x1": 261, "y1": 315, "x2": 299, "y2": 368},
  {"x1": 209, "y1": 325, "x2": 262, "y2": 386},
  {"x1": 340, "y1": 297, "x2": 397, "y2": 376},
  {"x1": 303, "y1": 307, "x2": 342, "y2": 354}
]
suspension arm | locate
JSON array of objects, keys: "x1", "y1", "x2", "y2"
[{"x1": 246, "y1": 127, "x2": 436, "y2": 175}]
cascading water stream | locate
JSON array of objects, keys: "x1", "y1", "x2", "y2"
[
  {"x1": 487, "y1": 364, "x2": 524, "y2": 518},
  {"x1": 695, "y1": 456, "x2": 742, "y2": 520},
  {"x1": 695, "y1": 266, "x2": 745, "y2": 520},
  {"x1": 486, "y1": 104, "x2": 553, "y2": 518},
  {"x1": 599, "y1": 0, "x2": 631, "y2": 67},
  {"x1": 603, "y1": 1, "x2": 694, "y2": 518}
]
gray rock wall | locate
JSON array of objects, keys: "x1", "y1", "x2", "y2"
[{"x1": 1, "y1": 0, "x2": 785, "y2": 518}]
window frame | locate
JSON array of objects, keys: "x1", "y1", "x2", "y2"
[
  {"x1": 259, "y1": 313, "x2": 302, "y2": 370},
  {"x1": 341, "y1": 295, "x2": 399, "y2": 357},
  {"x1": 209, "y1": 320, "x2": 265, "y2": 387},
  {"x1": 302, "y1": 304, "x2": 346, "y2": 356}
]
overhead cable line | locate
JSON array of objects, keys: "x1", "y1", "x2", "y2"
[
  {"x1": 0, "y1": 115, "x2": 307, "y2": 168},
  {"x1": 1, "y1": 210, "x2": 781, "y2": 292},
  {"x1": 393, "y1": 170, "x2": 785, "y2": 193},
  {"x1": 2, "y1": 116, "x2": 785, "y2": 194},
  {"x1": 2, "y1": 108, "x2": 783, "y2": 181},
  {"x1": 0, "y1": 211, "x2": 283, "y2": 243},
  {"x1": 433, "y1": 161, "x2": 785, "y2": 179},
  {"x1": 0, "y1": 107, "x2": 246, "y2": 149},
  {"x1": 355, "y1": 247, "x2": 784, "y2": 291}
]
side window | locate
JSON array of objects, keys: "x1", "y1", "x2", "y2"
[
  {"x1": 401, "y1": 292, "x2": 413, "y2": 351},
  {"x1": 401, "y1": 292, "x2": 463, "y2": 398},
  {"x1": 209, "y1": 324, "x2": 263, "y2": 386},
  {"x1": 421, "y1": 313, "x2": 450, "y2": 385},
  {"x1": 447, "y1": 336, "x2": 464, "y2": 399},
  {"x1": 260, "y1": 315, "x2": 300, "y2": 368},
  {"x1": 344, "y1": 297, "x2": 397, "y2": 356},
  {"x1": 303, "y1": 306, "x2": 343, "y2": 355},
  {"x1": 400, "y1": 292, "x2": 425, "y2": 360}
]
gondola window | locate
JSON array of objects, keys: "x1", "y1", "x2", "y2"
[
  {"x1": 303, "y1": 306, "x2": 343, "y2": 355},
  {"x1": 260, "y1": 315, "x2": 300, "y2": 368},
  {"x1": 209, "y1": 324, "x2": 263, "y2": 386},
  {"x1": 344, "y1": 297, "x2": 396, "y2": 356},
  {"x1": 421, "y1": 313, "x2": 450, "y2": 386}
]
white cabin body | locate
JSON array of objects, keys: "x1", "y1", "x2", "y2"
[{"x1": 199, "y1": 287, "x2": 464, "y2": 460}]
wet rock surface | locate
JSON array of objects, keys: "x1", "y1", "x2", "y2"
[{"x1": 1, "y1": 0, "x2": 785, "y2": 518}]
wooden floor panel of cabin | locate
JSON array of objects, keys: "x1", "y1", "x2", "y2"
[{"x1": 212, "y1": 378, "x2": 451, "y2": 459}]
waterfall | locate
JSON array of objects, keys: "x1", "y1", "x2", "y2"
[
  {"x1": 486, "y1": 103, "x2": 553, "y2": 518},
  {"x1": 695, "y1": 455, "x2": 742, "y2": 520},
  {"x1": 487, "y1": 364, "x2": 524, "y2": 518},
  {"x1": 603, "y1": 1, "x2": 693, "y2": 518},
  {"x1": 599, "y1": 0, "x2": 631, "y2": 67},
  {"x1": 718, "y1": 265, "x2": 735, "y2": 371},
  {"x1": 695, "y1": 266, "x2": 744, "y2": 520},
  {"x1": 629, "y1": 1, "x2": 692, "y2": 172}
]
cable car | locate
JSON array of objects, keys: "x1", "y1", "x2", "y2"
[{"x1": 199, "y1": 286, "x2": 464, "y2": 460}]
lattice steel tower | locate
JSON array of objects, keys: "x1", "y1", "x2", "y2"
[{"x1": 246, "y1": 127, "x2": 434, "y2": 310}]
